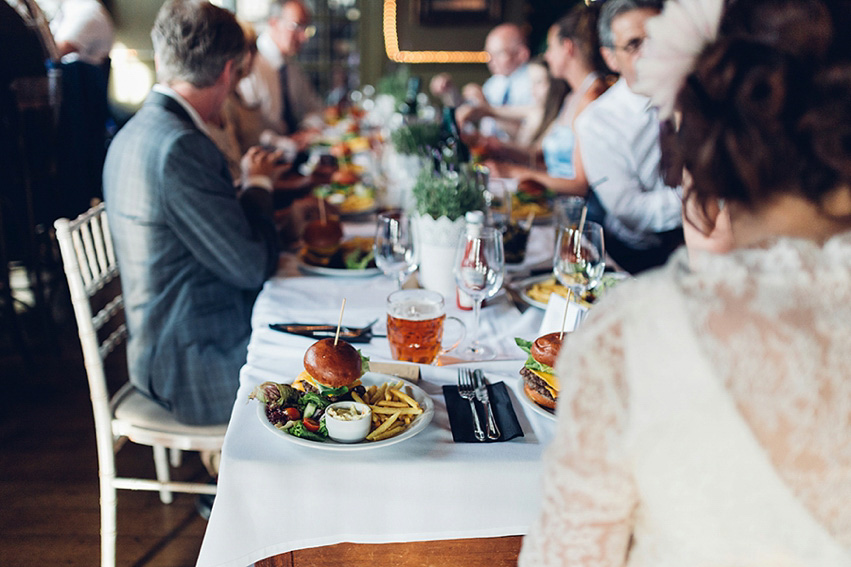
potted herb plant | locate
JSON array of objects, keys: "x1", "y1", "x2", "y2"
[{"x1": 410, "y1": 162, "x2": 486, "y2": 298}]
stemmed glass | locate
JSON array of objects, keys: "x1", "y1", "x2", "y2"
[
  {"x1": 374, "y1": 210, "x2": 418, "y2": 289},
  {"x1": 453, "y1": 226, "x2": 505, "y2": 360},
  {"x1": 553, "y1": 220, "x2": 605, "y2": 310}
]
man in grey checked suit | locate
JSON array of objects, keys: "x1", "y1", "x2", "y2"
[{"x1": 103, "y1": 0, "x2": 281, "y2": 425}]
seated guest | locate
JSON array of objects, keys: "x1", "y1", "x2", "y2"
[
  {"x1": 574, "y1": 0, "x2": 683, "y2": 274},
  {"x1": 238, "y1": 0, "x2": 323, "y2": 157},
  {"x1": 432, "y1": 22, "x2": 533, "y2": 140},
  {"x1": 520, "y1": 0, "x2": 851, "y2": 564},
  {"x1": 485, "y1": 4, "x2": 608, "y2": 197},
  {"x1": 103, "y1": 0, "x2": 282, "y2": 426},
  {"x1": 462, "y1": 56, "x2": 569, "y2": 167}
]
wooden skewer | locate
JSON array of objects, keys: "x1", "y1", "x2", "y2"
[
  {"x1": 559, "y1": 289, "x2": 572, "y2": 340},
  {"x1": 524, "y1": 211, "x2": 535, "y2": 231},
  {"x1": 319, "y1": 197, "x2": 327, "y2": 225},
  {"x1": 334, "y1": 298, "x2": 346, "y2": 346},
  {"x1": 577, "y1": 205, "x2": 588, "y2": 235}
]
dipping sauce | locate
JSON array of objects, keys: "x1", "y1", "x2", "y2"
[{"x1": 326, "y1": 404, "x2": 368, "y2": 421}]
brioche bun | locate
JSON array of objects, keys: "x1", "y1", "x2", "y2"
[
  {"x1": 531, "y1": 332, "x2": 563, "y2": 368},
  {"x1": 303, "y1": 219, "x2": 343, "y2": 251},
  {"x1": 303, "y1": 338, "x2": 362, "y2": 389},
  {"x1": 331, "y1": 168, "x2": 359, "y2": 186}
]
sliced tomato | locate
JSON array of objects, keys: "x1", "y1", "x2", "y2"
[
  {"x1": 302, "y1": 417, "x2": 321, "y2": 433},
  {"x1": 283, "y1": 407, "x2": 301, "y2": 421}
]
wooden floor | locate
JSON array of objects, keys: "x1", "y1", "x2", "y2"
[{"x1": 0, "y1": 293, "x2": 211, "y2": 567}]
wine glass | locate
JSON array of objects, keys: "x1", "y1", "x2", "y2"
[
  {"x1": 553, "y1": 220, "x2": 605, "y2": 305},
  {"x1": 453, "y1": 226, "x2": 505, "y2": 360},
  {"x1": 374, "y1": 210, "x2": 417, "y2": 289}
]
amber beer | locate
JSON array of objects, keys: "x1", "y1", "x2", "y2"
[{"x1": 386, "y1": 289, "x2": 454, "y2": 364}]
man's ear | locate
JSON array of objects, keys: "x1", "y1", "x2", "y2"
[
  {"x1": 218, "y1": 59, "x2": 235, "y2": 87},
  {"x1": 600, "y1": 46, "x2": 620, "y2": 74}
]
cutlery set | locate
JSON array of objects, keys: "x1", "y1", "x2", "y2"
[{"x1": 457, "y1": 368, "x2": 500, "y2": 441}]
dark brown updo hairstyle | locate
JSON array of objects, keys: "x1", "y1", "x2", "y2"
[
  {"x1": 554, "y1": 2, "x2": 608, "y2": 77},
  {"x1": 677, "y1": 0, "x2": 851, "y2": 228}
]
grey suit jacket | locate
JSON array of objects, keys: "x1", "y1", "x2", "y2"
[{"x1": 103, "y1": 91, "x2": 277, "y2": 425}]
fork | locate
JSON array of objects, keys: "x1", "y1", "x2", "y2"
[{"x1": 458, "y1": 368, "x2": 485, "y2": 442}]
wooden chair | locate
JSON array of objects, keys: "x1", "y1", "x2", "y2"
[{"x1": 54, "y1": 203, "x2": 226, "y2": 567}]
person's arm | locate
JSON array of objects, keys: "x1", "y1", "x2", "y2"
[
  {"x1": 486, "y1": 159, "x2": 588, "y2": 196},
  {"x1": 519, "y1": 304, "x2": 636, "y2": 566},
  {"x1": 162, "y1": 133, "x2": 279, "y2": 288},
  {"x1": 576, "y1": 114, "x2": 682, "y2": 234}
]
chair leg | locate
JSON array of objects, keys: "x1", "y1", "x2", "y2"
[
  {"x1": 152, "y1": 445, "x2": 173, "y2": 504},
  {"x1": 169, "y1": 447, "x2": 182, "y2": 468},
  {"x1": 101, "y1": 478, "x2": 117, "y2": 567}
]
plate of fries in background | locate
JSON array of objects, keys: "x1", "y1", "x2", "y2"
[
  {"x1": 518, "y1": 273, "x2": 630, "y2": 310},
  {"x1": 256, "y1": 373, "x2": 434, "y2": 450}
]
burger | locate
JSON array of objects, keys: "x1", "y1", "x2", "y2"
[
  {"x1": 292, "y1": 337, "x2": 369, "y2": 400},
  {"x1": 330, "y1": 167, "x2": 359, "y2": 187},
  {"x1": 515, "y1": 179, "x2": 552, "y2": 206},
  {"x1": 302, "y1": 217, "x2": 343, "y2": 266},
  {"x1": 515, "y1": 333, "x2": 563, "y2": 411}
]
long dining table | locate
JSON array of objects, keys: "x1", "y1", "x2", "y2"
[{"x1": 195, "y1": 220, "x2": 561, "y2": 567}]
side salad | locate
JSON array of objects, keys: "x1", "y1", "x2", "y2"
[{"x1": 249, "y1": 381, "x2": 366, "y2": 442}]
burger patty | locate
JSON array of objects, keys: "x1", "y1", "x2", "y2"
[{"x1": 520, "y1": 367, "x2": 557, "y2": 403}]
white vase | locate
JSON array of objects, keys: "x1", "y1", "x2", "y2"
[{"x1": 412, "y1": 212, "x2": 465, "y2": 300}]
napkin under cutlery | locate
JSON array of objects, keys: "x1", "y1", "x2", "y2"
[{"x1": 442, "y1": 381, "x2": 523, "y2": 443}]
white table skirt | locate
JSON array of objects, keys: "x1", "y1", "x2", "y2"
[{"x1": 196, "y1": 227, "x2": 557, "y2": 567}]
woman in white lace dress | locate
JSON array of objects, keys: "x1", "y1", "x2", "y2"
[{"x1": 518, "y1": 0, "x2": 851, "y2": 565}]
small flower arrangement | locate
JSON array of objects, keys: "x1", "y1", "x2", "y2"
[{"x1": 411, "y1": 162, "x2": 485, "y2": 221}]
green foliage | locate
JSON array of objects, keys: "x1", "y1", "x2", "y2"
[
  {"x1": 390, "y1": 122, "x2": 443, "y2": 156},
  {"x1": 376, "y1": 65, "x2": 411, "y2": 104},
  {"x1": 412, "y1": 163, "x2": 486, "y2": 221}
]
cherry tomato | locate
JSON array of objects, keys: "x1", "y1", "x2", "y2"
[
  {"x1": 283, "y1": 407, "x2": 301, "y2": 421},
  {"x1": 302, "y1": 418, "x2": 321, "y2": 433}
]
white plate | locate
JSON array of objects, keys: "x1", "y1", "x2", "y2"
[
  {"x1": 518, "y1": 383, "x2": 556, "y2": 421},
  {"x1": 298, "y1": 260, "x2": 381, "y2": 278},
  {"x1": 517, "y1": 272, "x2": 630, "y2": 310},
  {"x1": 256, "y1": 373, "x2": 435, "y2": 451}
]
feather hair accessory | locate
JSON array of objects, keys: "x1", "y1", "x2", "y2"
[{"x1": 634, "y1": 0, "x2": 724, "y2": 119}]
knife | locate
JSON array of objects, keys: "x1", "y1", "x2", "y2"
[
  {"x1": 268, "y1": 319, "x2": 380, "y2": 343},
  {"x1": 474, "y1": 369, "x2": 500, "y2": 440}
]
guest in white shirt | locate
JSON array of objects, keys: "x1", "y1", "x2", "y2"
[
  {"x1": 237, "y1": 0, "x2": 323, "y2": 156},
  {"x1": 574, "y1": 0, "x2": 683, "y2": 274}
]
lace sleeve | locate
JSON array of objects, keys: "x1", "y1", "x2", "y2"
[{"x1": 519, "y1": 301, "x2": 638, "y2": 567}]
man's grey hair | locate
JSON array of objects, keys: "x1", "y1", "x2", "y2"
[
  {"x1": 598, "y1": 0, "x2": 664, "y2": 47},
  {"x1": 151, "y1": 0, "x2": 246, "y2": 88}
]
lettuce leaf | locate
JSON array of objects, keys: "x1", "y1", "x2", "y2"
[{"x1": 514, "y1": 337, "x2": 554, "y2": 374}]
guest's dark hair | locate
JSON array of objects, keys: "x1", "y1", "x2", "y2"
[
  {"x1": 554, "y1": 2, "x2": 607, "y2": 76},
  {"x1": 151, "y1": 0, "x2": 246, "y2": 88},
  {"x1": 528, "y1": 57, "x2": 570, "y2": 147},
  {"x1": 598, "y1": 0, "x2": 663, "y2": 47},
  {"x1": 677, "y1": 0, "x2": 851, "y2": 224}
]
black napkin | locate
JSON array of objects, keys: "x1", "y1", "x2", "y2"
[{"x1": 442, "y1": 382, "x2": 524, "y2": 443}]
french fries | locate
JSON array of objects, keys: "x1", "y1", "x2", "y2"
[
  {"x1": 360, "y1": 380, "x2": 423, "y2": 442},
  {"x1": 525, "y1": 277, "x2": 593, "y2": 307}
]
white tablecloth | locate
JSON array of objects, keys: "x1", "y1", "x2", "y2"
[{"x1": 195, "y1": 225, "x2": 557, "y2": 567}]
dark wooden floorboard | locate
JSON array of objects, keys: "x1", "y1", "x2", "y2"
[{"x1": 0, "y1": 297, "x2": 210, "y2": 567}]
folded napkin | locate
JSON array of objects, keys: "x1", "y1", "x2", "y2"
[{"x1": 442, "y1": 382, "x2": 524, "y2": 443}]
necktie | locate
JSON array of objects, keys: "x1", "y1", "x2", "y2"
[
  {"x1": 279, "y1": 64, "x2": 298, "y2": 134},
  {"x1": 501, "y1": 83, "x2": 511, "y2": 106}
]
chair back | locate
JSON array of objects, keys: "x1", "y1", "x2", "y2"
[{"x1": 54, "y1": 202, "x2": 125, "y2": 443}]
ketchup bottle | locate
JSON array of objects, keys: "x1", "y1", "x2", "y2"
[{"x1": 456, "y1": 210, "x2": 485, "y2": 310}]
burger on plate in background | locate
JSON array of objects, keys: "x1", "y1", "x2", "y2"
[
  {"x1": 515, "y1": 333, "x2": 563, "y2": 412},
  {"x1": 302, "y1": 217, "x2": 344, "y2": 266}
]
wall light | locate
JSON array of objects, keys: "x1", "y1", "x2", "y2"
[{"x1": 383, "y1": 1, "x2": 489, "y2": 64}]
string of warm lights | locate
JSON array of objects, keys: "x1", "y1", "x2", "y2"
[{"x1": 382, "y1": 0, "x2": 489, "y2": 64}]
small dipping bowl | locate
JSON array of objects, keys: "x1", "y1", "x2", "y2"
[{"x1": 324, "y1": 401, "x2": 372, "y2": 443}]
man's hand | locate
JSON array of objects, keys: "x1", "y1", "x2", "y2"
[
  {"x1": 461, "y1": 83, "x2": 486, "y2": 106},
  {"x1": 241, "y1": 146, "x2": 289, "y2": 183}
]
